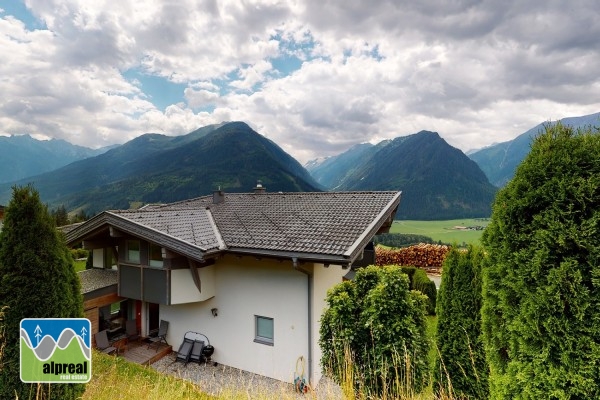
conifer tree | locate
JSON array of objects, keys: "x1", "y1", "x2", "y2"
[
  {"x1": 481, "y1": 123, "x2": 600, "y2": 398},
  {"x1": 434, "y1": 245, "x2": 488, "y2": 399},
  {"x1": 0, "y1": 185, "x2": 84, "y2": 399}
]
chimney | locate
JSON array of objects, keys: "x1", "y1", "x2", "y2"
[
  {"x1": 213, "y1": 188, "x2": 225, "y2": 204},
  {"x1": 253, "y1": 180, "x2": 266, "y2": 194}
]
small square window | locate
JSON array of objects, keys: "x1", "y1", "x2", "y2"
[
  {"x1": 126, "y1": 240, "x2": 140, "y2": 263},
  {"x1": 254, "y1": 315, "x2": 274, "y2": 346}
]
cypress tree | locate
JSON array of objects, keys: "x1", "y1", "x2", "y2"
[
  {"x1": 481, "y1": 123, "x2": 600, "y2": 398},
  {"x1": 434, "y1": 245, "x2": 488, "y2": 399},
  {"x1": 0, "y1": 185, "x2": 84, "y2": 399}
]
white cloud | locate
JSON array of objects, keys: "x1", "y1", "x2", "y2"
[{"x1": 0, "y1": 0, "x2": 596, "y2": 163}]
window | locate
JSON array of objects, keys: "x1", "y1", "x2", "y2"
[
  {"x1": 126, "y1": 240, "x2": 140, "y2": 263},
  {"x1": 149, "y1": 244, "x2": 164, "y2": 268},
  {"x1": 254, "y1": 315, "x2": 274, "y2": 345}
]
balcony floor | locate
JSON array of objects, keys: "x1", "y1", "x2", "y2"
[{"x1": 119, "y1": 339, "x2": 172, "y2": 365}]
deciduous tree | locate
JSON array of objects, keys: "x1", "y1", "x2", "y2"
[{"x1": 320, "y1": 265, "x2": 430, "y2": 397}]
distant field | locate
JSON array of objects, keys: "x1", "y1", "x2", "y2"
[{"x1": 390, "y1": 218, "x2": 490, "y2": 245}]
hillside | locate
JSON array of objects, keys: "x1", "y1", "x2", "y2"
[
  {"x1": 469, "y1": 112, "x2": 600, "y2": 187},
  {"x1": 0, "y1": 135, "x2": 110, "y2": 183},
  {"x1": 0, "y1": 122, "x2": 321, "y2": 214},
  {"x1": 307, "y1": 131, "x2": 497, "y2": 220},
  {"x1": 306, "y1": 141, "x2": 389, "y2": 189}
]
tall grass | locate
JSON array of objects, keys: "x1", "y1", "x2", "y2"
[{"x1": 84, "y1": 351, "x2": 214, "y2": 400}]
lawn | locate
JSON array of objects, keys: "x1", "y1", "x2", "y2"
[
  {"x1": 84, "y1": 351, "x2": 213, "y2": 400},
  {"x1": 74, "y1": 259, "x2": 87, "y2": 272},
  {"x1": 390, "y1": 218, "x2": 490, "y2": 245}
]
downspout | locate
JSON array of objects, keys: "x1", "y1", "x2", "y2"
[{"x1": 292, "y1": 257, "x2": 313, "y2": 386}]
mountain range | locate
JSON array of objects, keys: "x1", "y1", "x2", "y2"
[
  {"x1": 306, "y1": 131, "x2": 497, "y2": 220},
  {"x1": 0, "y1": 122, "x2": 320, "y2": 214},
  {"x1": 468, "y1": 112, "x2": 600, "y2": 187},
  {"x1": 0, "y1": 135, "x2": 111, "y2": 184},
  {"x1": 3, "y1": 113, "x2": 596, "y2": 220}
]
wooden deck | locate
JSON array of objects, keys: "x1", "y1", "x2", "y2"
[{"x1": 119, "y1": 340, "x2": 173, "y2": 365}]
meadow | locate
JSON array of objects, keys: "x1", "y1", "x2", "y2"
[{"x1": 389, "y1": 219, "x2": 489, "y2": 245}]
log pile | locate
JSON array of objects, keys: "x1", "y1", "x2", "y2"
[{"x1": 375, "y1": 243, "x2": 450, "y2": 273}]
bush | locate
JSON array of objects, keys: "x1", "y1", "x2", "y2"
[
  {"x1": 434, "y1": 245, "x2": 488, "y2": 399},
  {"x1": 400, "y1": 266, "x2": 437, "y2": 315},
  {"x1": 71, "y1": 247, "x2": 89, "y2": 260},
  {"x1": 320, "y1": 265, "x2": 430, "y2": 397},
  {"x1": 481, "y1": 123, "x2": 600, "y2": 398}
]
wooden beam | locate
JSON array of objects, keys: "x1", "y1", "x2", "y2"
[
  {"x1": 109, "y1": 226, "x2": 125, "y2": 237},
  {"x1": 83, "y1": 239, "x2": 117, "y2": 249}
]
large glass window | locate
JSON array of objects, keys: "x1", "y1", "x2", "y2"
[
  {"x1": 149, "y1": 244, "x2": 164, "y2": 268},
  {"x1": 254, "y1": 315, "x2": 274, "y2": 345},
  {"x1": 126, "y1": 240, "x2": 140, "y2": 263}
]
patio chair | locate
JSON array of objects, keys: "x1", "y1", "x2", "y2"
[
  {"x1": 126, "y1": 320, "x2": 140, "y2": 342},
  {"x1": 189, "y1": 340, "x2": 205, "y2": 364},
  {"x1": 148, "y1": 319, "x2": 169, "y2": 351},
  {"x1": 95, "y1": 330, "x2": 117, "y2": 355},
  {"x1": 175, "y1": 337, "x2": 194, "y2": 365}
]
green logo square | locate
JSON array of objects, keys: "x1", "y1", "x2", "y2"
[{"x1": 20, "y1": 318, "x2": 91, "y2": 383}]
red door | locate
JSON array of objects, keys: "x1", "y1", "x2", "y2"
[{"x1": 135, "y1": 300, "x2": 142, "y2": 332}]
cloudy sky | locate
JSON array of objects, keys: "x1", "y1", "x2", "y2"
[{"x1": 1, "y1": 0, "x2": 599, "y2": 163}]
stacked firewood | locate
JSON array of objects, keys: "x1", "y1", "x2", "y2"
[{"x1": 375, "y1": 243, "x2": 450, "y2": 272}]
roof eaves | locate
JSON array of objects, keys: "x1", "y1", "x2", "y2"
[
  {"x1": 67, "y1": 211, "x2": 223, "y2": 263},
  {"x1": 229, "y1": 247, "x2": 352, "y2": 266},
  {"x1": 343, "y1": 191, "x2": 402, "y2": 260}
]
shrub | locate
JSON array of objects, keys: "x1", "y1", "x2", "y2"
[
  {"x1": 412, "y1": 268, "x2": 437, "y2": 315},
  {"x1": 434, "y1": 245, "x2": 488, "y2": 399},
  {"x1": 71, "y1": 247, "x2": 89, "y2": 260},
  {"x1": 320, "y1": 265, "x2": 430, "y2": 397},
  {"x1": 481, "y1": 123, "x2": 600, "y2": 398},
  {"x1": 399, "y1": 266, "x2": 437, "y2": 315}
]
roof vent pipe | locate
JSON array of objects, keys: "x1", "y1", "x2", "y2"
[
  {"x1": 253, "y1": 180, "x2": 266, "y2": 194},
  {"x1": 213, "y1": 188, "x2": 225, "y2": 204}
]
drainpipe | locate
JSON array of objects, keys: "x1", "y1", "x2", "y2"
[{"x1": 292, "y1": 257, "x2": 313, "y2": 386}]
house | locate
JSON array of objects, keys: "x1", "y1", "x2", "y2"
[{"x1": 65, "y1": 189, "x2": 401, "y2": 384}]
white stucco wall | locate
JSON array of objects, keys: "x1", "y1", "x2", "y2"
[
  {"x1": 170, "y1": 265, "x2": 216, "y2": 304},
  {"x1": 311, "y1": 264, "x2": 347, "y2": 384},
  {"x1": 160, "y1": 255, "x2": 310, "y2": 383}
]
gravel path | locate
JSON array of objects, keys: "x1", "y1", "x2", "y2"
[{"x1": 151, "y1": 353, "x2": 344, "y2": 399}]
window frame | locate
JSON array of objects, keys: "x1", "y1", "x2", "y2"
[
  {"x1": 254, "y1": 315, "x2": 274, "y2": 346},
  {"x1": 148, "y1": 243, "x2": 164, "y2": 268},
  {"x1": 126, "y1": 240, "x2": 141, "y2": 264}
]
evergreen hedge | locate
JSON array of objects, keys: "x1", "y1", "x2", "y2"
[
  {"x1": 400, "y1": 266, "x2": 437, "y2": 315},
  {"x1": 481, "y1": 123, "x2": 600, "y2": 398},
  {"x1": 0, "y1": 186, "x2": 85, "y2": 399},
  {"x1": 434, "y1": 245, "x2": 488, "y2": 399}
]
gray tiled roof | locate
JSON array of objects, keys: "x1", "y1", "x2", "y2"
[
  {"x1": 79, "y1": 268, "x2": 118, "y2": 294},
  {"x1": 149, "y1": 191, "x2": 400, "y2": 260},
  {"x1": 67, "y1": 191, "x2": 401, "y2": 264},
  {"x1": 110, "y1": 209, "x2": 222, "y2": 251}
]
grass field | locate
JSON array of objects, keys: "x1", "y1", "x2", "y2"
[
  {"x1": 74, "y1": 259, "x2": 87, "y2": 272},
  {"x1": 390, "y1": 218, "x2": 490, "y2": 245}
]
